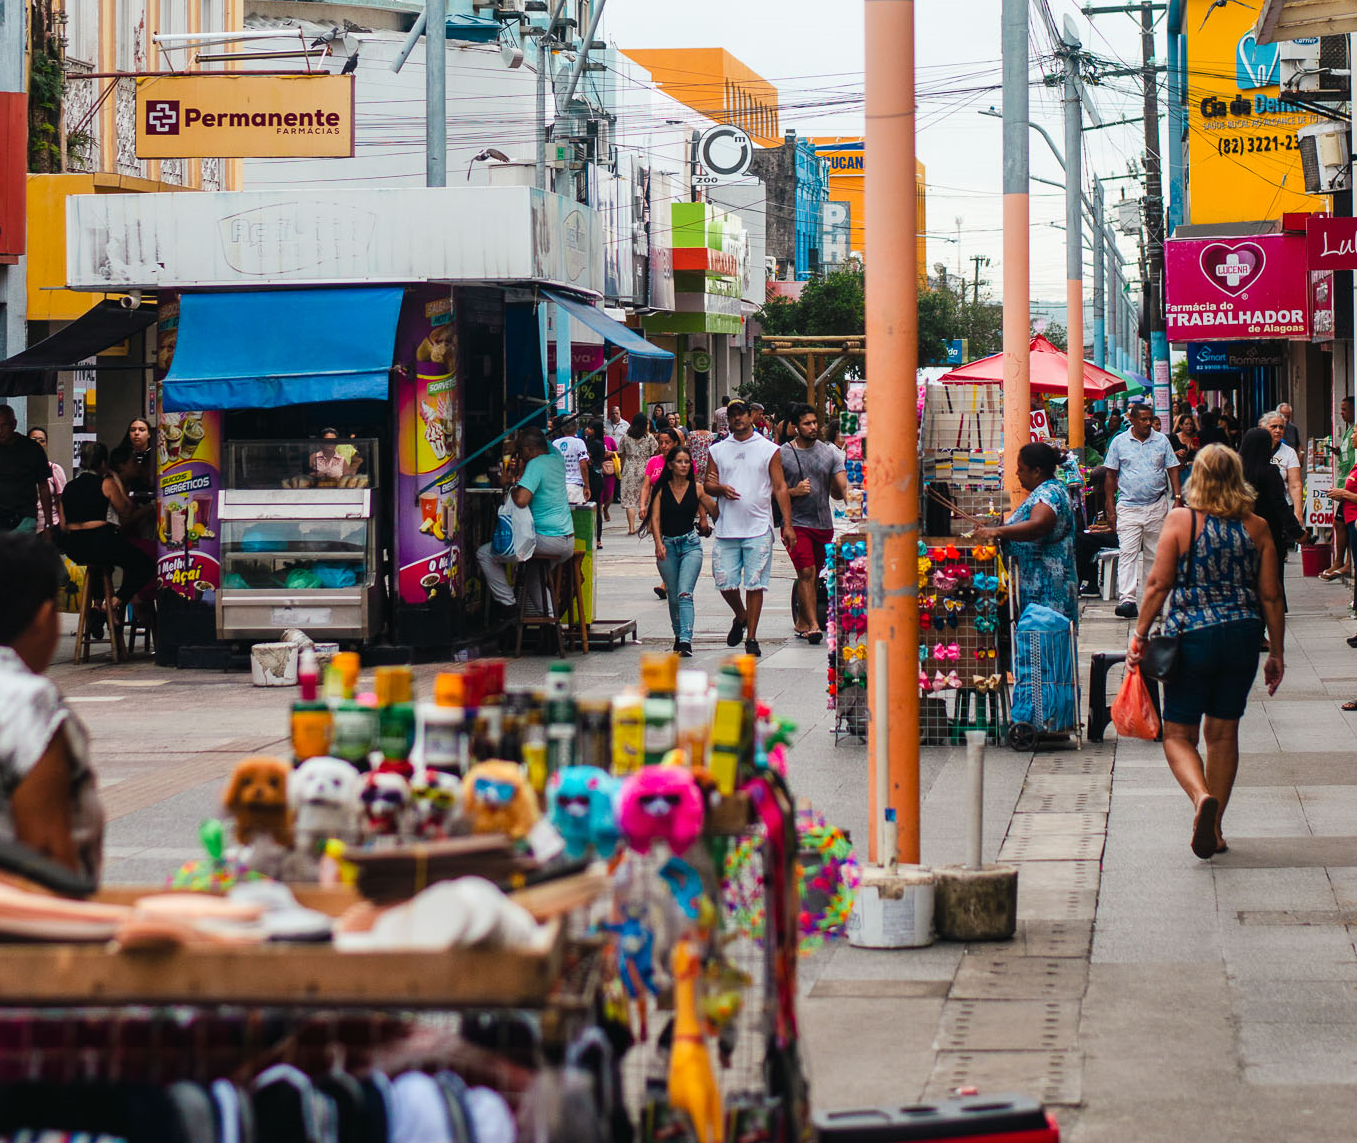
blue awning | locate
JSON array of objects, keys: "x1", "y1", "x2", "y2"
[
  {"x1": 541, "y1": 290, "x2": 674, "y2": 385},
  {"x1": 162, "y1": 287, "x2": 405, "y2": 412}
]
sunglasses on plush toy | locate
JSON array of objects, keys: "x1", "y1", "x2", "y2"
[{"x1": 474, "y1": 777, "x2": 519, "y2": 806}]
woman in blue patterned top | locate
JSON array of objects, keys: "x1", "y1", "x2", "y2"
[
  {"x1": 973, "y1": 442, "x2": 1078, "y2": 626},
  {"x1": 1126, "y1": 444, "x2": 1284, "y2": 860}
]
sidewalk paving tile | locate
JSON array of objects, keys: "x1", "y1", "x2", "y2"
[
  {"x1": 1239, "y1": 1022, "x2": 1357, "y2": 1085},
  {"x1": 950, "y1": 956, "x2": 1088, "y2": 1000},
  {"x1": 923, "y1": 1050, "x2": 1082, "y2": 1107},
  {"x1": 936, "y1": 999, "x2": 1081, "y2": 1051}
]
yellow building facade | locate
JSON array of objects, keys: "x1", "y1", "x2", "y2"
[
  {"x1": 812, "y1": 138, "x2": 926, "y2": 277},
  {"x1": 621, "y1": 48, "x2": 781, "y2": 147}
]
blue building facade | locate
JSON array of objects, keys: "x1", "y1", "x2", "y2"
[{"x1": 792, "y1": 136, "x2": 830, "y2": 280}]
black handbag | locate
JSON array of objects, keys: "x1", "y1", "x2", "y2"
[{"x1": 1140, "y1": 510, "x2": 1198, "y2": 683}]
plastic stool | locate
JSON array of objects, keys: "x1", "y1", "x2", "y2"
[
  {"x1": 1095, "y1": 548, "x2": 1120, "y2": 601},
  {"x1": 1088, "y1": 651, "x2": 1161, "y2": 742}
]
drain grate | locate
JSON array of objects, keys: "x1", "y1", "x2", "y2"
[
  {"x1": 1005, "y1": 812, "x2": 1108, "y2": 837},
  {"x1": 937, "y1": 999, "x2": 1080, "y2": 1052},
  {"x1": 1017, "y1": 886, "x2": 1098, "y2": 923},
  {"x1": 999, "y1": 832, "x2": 1105, "y2": 862},
  {"x1": 1018, "y1": 920, "x2": 1095, "y2": 958},
  {"x1": 924, "y1": 1050, "x2": 1083, "y2": 1107},
  {"x1": 1027, "y1": 755, "x2": 1113, "y2": 777},
  {"x1": 951, "y1": 956, "x2": 1088, "y2": 1000}
]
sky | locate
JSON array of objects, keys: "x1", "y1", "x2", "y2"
[{"x1": 603, "y1": 0, "x2": 1161, "y2": 307}]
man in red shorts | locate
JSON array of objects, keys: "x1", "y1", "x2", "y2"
[{"x1": 779, "y1": 403, "x2": 847, "y2": 644}]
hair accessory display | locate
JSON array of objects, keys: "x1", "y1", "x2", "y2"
[
  {"x1": 972, "y1": 544, "x2": 997, "y2": 561},
  {"x1": 932, "y1": 570, "x2": 957, "y2": 592},
  {"x1": 974, "y1": 647, "x2": 997, "y2": 659},
  {"x1": 919, "y1": 611, "x2": 933, "y2": 630},
  {"x1": 972, "y1": 674, "x2": 1002, "y2": 693},
  {"x1": 933, "y1": 642, "x2": 960, "y2": 661},
  {"x1": 943, "y1": 598, "x2": 965, "y2": 614},
  {"x1": 973, "y1": 573, "x2": 1000, "y2": 592}
]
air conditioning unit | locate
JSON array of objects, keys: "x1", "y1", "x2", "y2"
[
  {"x1": 764, "y1": 256, "x2": 777, "y2": 277},
  {"x1": 1298, "y1": 122, "x2": 1350, "y2": 193},
  {"x1": 1281, "y1": 34, "x2": 1348, "y2": 93}
]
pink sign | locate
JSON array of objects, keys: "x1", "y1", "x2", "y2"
[
  {"x1": 1306, "y1": 216, "x2": 1357, "y2": 272},
  {"x1": 1165, "y1": 234, "x2": 1310, "y2": 342}
]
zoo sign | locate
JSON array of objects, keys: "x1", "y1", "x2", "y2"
[{"x1": 695, "y1": 125, "x2": 753, "y2": 184}]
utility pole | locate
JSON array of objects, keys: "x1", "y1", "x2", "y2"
[
  {"x1": 1141, "y1": 0, "x2": 1169, "y2": 417},
  {"x1": 426, "y1": 0, "x2": 446, "y2": 187},
  {"x1": 1002, "y1": 0, "x2": 1030, "y2": 508},
  {"x1": 1061, "y1": 19, "x2": 1084, "y2": 450},
  {"x1": 970, "y1": 254, "x2": 988, "y2": 308},
  {"x1": 864, "y1": 0, "x2": 919, "y2": 865},
  {"x1": 1093, "y1": 179, "x2": 1105, "y2": 368},
  {"x1": 535, "y1": 0, "x2": 567, "y2": 192}
]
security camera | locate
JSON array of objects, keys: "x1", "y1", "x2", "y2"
[{"x1": 119, "y1": 290, "x2": 142, "y2": 310}]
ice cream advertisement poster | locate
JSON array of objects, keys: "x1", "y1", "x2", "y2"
[
  {"x1": 394, "y1": 286, "x2": 462, "y2": 605},
  {"x1": 154, "y1": 295, "x2": 223, "y2": 600}
]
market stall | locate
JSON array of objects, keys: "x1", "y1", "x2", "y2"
[{"x1": 0, "y1": 652, "x2": 825, "y2": 1141}]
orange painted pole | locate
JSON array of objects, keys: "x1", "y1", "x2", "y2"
[
  {"x1": 864, "y1": 0, "x2": 919, "y2": 864},
  {"x1": 1002, "y1": 0, "x2": 1031, "y2": 508},
  {"x1": 1067, "y1": 289, "x2": 1084, "y2": 448}
]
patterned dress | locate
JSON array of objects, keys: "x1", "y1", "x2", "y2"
[
  {"x1": 618, "y1": 432, "x2": 656, "y2": 511},
  {"x1": 1003, "y1": 477, "x2": 1078, "y2": 625},
  {"x1": 1163, "y1": 513, "x2": 1260, "y2": 636}
]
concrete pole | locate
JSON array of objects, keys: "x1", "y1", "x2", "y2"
[
  {"x1": 425, "y1": 0, "x2": 446, "y2": 187},
  {"x1": 1062, "y1": 29, "x2": 1084, "y2": 450},
  {"x1": 1093, "y1": 180, "x2": 1106, "y2": 369},
  {"x1": 864, "y1": 0, "x2": 919, "y2": 864},
  {"x1": 563, "y1": 0, "x2": 607, "y2": 106},
  {"x1": 1142, "y1": 1, "x2": 1170, "y2": 420},
  {"x1": 1002, "y1": 0, "x2": 1030, "y2": 507},
  {"x1": 535, "y1": 37, "x2": 548, "y2": 192}
]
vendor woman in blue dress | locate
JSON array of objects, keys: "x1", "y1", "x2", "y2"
[{"x1": 972, "y1": 441, "x2": 1078, "y2": 625}]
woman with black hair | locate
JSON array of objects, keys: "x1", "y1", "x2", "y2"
[
  {"x1": 1241, "y1": 426, "x2": 1302, "y2": 622},
  {"x1": 973, "y1": 442, "x2": 1078, "y2": 624},
  {"x1": 648, "y1": 445, "x2": 716, "y2": 656}
]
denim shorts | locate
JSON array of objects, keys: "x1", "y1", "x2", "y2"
[
  {"x1": 1162, "y1": 618, "x2": 1264, "y2": 724},
  {"x1": 712, "y1": 529, "x2": 774, "y2": 592}
]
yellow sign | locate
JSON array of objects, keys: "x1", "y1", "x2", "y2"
[
  {"x1": 135, "y1": 74, "x2": 354, "y2": 159},
  {"x1": 1185, "y1": 0, "x2": 1327, "y2": 224}
]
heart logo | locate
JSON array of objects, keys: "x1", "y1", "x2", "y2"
[
  {"x1": 1199, "y1": 242, "x2": 1266, "y2": 296},
  {"x1": 1236, "y1": 33, "x2": 1279, "y2": 90}
]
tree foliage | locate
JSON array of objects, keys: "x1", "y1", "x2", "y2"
[{"x1": 918, "y1": 266, "x2": 1002, "y2": 366}]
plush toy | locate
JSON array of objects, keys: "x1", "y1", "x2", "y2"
[
  {"x1": 601, "y1": 908, "x2": 659, "y2": 999},
  {"x1": 464, "y1": 760, "x2": 539, "y2": 840},
  {"x1": 547, "y1": 766, "x2": 620, "y2": 859},
  {"x1": 360, "y1": 769, "x2": 411, "y2": 840},
  {"x1": 289, "y1": 756, "x2": 362, "y2": 854},
  {"x1": 617, "y1": 764, "x2": 704, "y2": 856},
  {"x1": 223, "y1": 756, "x2": 293, "y2": 847},
  {"x1": 410, "y1": 767, "x2": 464, "y2": 840},
  {"x1": 668, "y1": 938, "x2": 722, "y2": 1143}
]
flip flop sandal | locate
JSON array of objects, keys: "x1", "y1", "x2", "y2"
[
  {"x1": 808, "y1": 631, "x2": 824, "y2": 645},
  {"x1": 1191, "y1": 796, "x2": 1220, "y2": 860},
  {"x1": 794, "y1": 630, "x2": 808, "y2": 640},
  {"x1": 1342, "y1": 701, "x2": 1357, "y2": 712},
  {"x1": 1320, "y1": 568, "x2": 1343, "y2": 581}
]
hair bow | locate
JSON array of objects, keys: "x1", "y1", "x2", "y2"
[
  {"x1": 933, "y1": 642, "x2": 960, "y2": 661},
  {"x1": 919, "y1": 670, "x2": 931, "y2": 692},
  {"x1": 920, "y1": 612, "x2": 933, "y2": 630},
  {"x1": 932, "y1": 670, "x2": 962, "y2": 691},
  {"x1": 974, "y1": 615, "x2": 998, "y2": 633},
  {"x1": 917, "y1": 540, "x2": 929, "y2": 557},
  {"x1": 972, "y1": 674, "x2": 1002, "y2": 693},
  {"x1": 922, "y1": 594, "x2": 937, "y2": 611},
  {"x1": 918, "y1": 557, "x2": 933, "y2": 578},
  {"x1": 974, "y1": 647, "x2": 997, "y2": 660},
  {"x1": 943, "y1": 544, "x2": 960, "y2": 561},
  {"x1": 972, "y1": 544, "x2": 997, "y2": 561},
  {"x1": 933, "y1": 571, "x2": 958, "y2": 592},
  {"x1": 975, "y1": 596, "x2": 998, "y2": 616},
  {"x1": 943, "y1": 598, "x2": 965, "y2": 614},
  {"x1": 973, "y1": 573, "x2": 999, "y2": 592},
  {"x1": 951, "y1": 565, "x2": 972, "y2": 583},
  {"x1": 842, "y1": 643, "x2": 866, "y2": 663},
  {"x1": 929, "y1": 546, "x2": 946, "y2": 561}
]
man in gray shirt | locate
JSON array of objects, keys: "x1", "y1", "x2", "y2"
[{"x1": 779, "y1": 403, "x2": 847, "y2": 643}]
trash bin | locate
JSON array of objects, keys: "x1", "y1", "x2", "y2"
[{"x1": 1301, "y1": 543, "x2": 1330, "y2": 578}]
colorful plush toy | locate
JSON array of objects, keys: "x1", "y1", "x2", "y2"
[
  {"x1": 602, "y1": 907, "x2": 660, "y2": 999},
  {"x1": 547, "y1": 765, "x2": 620, "y2": 859},
  {"x1": 289, "y1": 756, "x2": 362, "y2": 854},
  {"x1": 463, "y1": 760, "x2": 539, "y2": 840},
  {"x1": 360, "y1": 769, "x2": 411, "y2": 840},
  {"x1": 410, "y1": 767, "x2": 464, "y2": 840},
  {"x1": 223, "y1": 756, "x2": 293, "y2": 847},
  {"x1": 617, "y1": 764, "x2": 704, "y2": 856},
  {"x1": 668, "y1": 938, "x2": 723, "y2": 1143}
]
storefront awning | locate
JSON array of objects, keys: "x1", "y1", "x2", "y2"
[
  {"x1": 163, "y1": 287, "x2": 404, "y2": 412},
  {"x1": 542, "y1": 290, "x2": 674, "y2": 385},
  {"x1": 0, "y1": 300, "x2": 158, "y2": 397}
]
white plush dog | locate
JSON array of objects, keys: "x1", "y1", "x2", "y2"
[{"x1": 289, "y1": 756, "x2": 363, "y2": 853}]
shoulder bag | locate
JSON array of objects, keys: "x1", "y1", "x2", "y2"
[
  {"x1": 1140, "y1": 509, "x2": 1197, "y2": 683},
  {"x1": 772, "y1": 445, "x2": 802, "y2": 530}
]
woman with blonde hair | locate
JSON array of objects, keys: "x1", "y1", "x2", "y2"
[{"x1": 1126, "y1": 443, "x2": 1285, "y2": 859}]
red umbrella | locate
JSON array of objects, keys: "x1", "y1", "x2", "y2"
[{"x1": 937, "y1": 335, "x2": 1127, "y2": 398}]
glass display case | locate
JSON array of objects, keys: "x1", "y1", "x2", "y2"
[
  {"x1": 216, "y1": 440, "x2": 385, "y2": 640},
  {"x1": 227, "y1": 438, "x2": 379, "y2": 491}
]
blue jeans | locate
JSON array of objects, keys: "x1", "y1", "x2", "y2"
[{"x1": 658, "y1": 530, "x2": 703, "y2": 642}]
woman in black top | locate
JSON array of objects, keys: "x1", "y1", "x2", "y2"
[
  {"x1": 649, "y1": 446, "x2": 717, "y2": 657},
  {"x1": 60, "y1": 442, "x2": 155, "y2": 632},
  {"x1": 1241, "y1": 426, "x2": 1301, "y2": 618},
  {"x1": 1170, "y1": 414, "x2": 1199, "y2": 467},
  {"x1": 584, "y1": 419, "x2": 608, "y2": 549}
]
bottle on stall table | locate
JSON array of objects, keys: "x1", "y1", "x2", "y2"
[
  {"x1": 610, "y1": 689, "x2": 645, "y2": 776},
  {"x1": 291, "y1": 648, "x2": 333, "y2": 765},
  {"x1": 375, "y1": 665, "x2": 416, "y2": 768},
  {"x1": 675, "y1": 669, "x2": 713, "y2": 770},
  {"x1": 411, "y1": 671, "x2": 469, "y2": 774},
  {"x1": 576, "y1": 699, "x2": 613, "y2": 770},
  {"x1": 322, "y1": 663, "x2": 346, "y2": 710},
  {"x1": 709, "y1": 665, "x2": 748, "y2": 796},
  {"x1": 522, "y1": 699, "x2": 549, "y2": 794},
  {"x1": 477, "y1": 659, "x2": 507, "y2": 750},
  {"x1": 545, "y1": 662, "x2": 577, "y2": 780},
  {"x1": 641, "y1": 653, "x2": 678, "y2": 767},
  {"x1": 498, "y1": 689, "x2": 529, "y2": 764},
  {"x1": 332, "y1": 691, "x2": 378, "y2": 771}
]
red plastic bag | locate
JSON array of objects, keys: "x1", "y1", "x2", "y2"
[{"x1": 1111, "y1": 665, "x2": 1161, "y2": 740}]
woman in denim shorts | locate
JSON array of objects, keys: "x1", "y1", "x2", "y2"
[{"x1": 1126, "y1": 444, "x2": 1285, "y2": 860}]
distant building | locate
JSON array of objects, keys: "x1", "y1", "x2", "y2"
[
  {"x1": 620, "y1": 48, "x2": 781, "y2": 147},
  {"x1": 811, "y1": 138, "x2": 926, "y2": 279},
  {"x1": 748, "y1": 133, "x2": 828, "y2": 281}
]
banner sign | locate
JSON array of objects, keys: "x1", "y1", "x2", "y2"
[
  {"x1": 1029, "y1": 408, "x2": 1050, "y2": 442},
  {"x1": 1165, "y1": 234, "x2": 1310, "y2": 342},
  {"x1": 1187, "y1": 340, "x2": 1286, "y2": 373},
  {"x1": 135, "y1": 74, "x2": 354, "y2": 158},
  {"x1": 1306, "y1": 216, "x2": 1357, "y2": 271},
  {"x1": 1305, "y1": 470, "x2": 1334, "y2": 530}
]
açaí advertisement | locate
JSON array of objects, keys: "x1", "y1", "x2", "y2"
[
  {"x1": 154, "y1": 294, "x2": 223, "y2": 602},
  {"x1": 394, "y1": 285, "x2": 462, "y2": 605}
]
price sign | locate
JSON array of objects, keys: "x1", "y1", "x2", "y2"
[
  {"x1": 1029, "y1": 409, "x2": 1051, "y2": 442},
  {"x1": 1306, "y1": 470, "x2": 1335, "y2": 530}
]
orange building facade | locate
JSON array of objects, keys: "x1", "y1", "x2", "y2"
[
  {"x1": 621, "y1": 48, "x2": 781, "y2": 147},
  {"x1": 812, "y1": 138, "x2": 925, "y2": 277}
]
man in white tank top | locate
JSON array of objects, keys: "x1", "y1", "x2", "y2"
[{"x1": 704, "y1": 399, "x2": 796, "y2": 657}]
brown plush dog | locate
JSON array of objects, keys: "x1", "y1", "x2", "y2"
[{"x1": 223, "y1": 756, "x2": 294, "y2": 847}]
